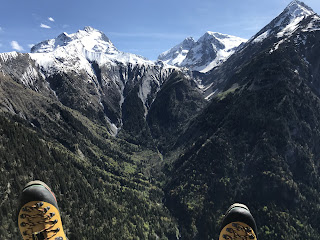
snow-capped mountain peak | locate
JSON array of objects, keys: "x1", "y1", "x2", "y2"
[
  {"x1": 182, "y1": 37, "x2": 196, "y2": 47},
  {"x1": 199, "y1": 31, "x2": 246, "y2": 51},
  {"x1": 29, "y1": 27, "x2": 155, "y2": 77},
  {"x1": 158, "y1": 37, "x2": 196, "y2": 66},
  {"x1": 31, "y1": 26, "x2": 118, "y2": 55},
  {"x1": 71, "y1": 27, "x2": 118, "y2": 54},
  {"x1": 250, "y1": 0, "x2": 317, "y2": 44},
  {"x1": 197, "y1": 32, "x2": 226, "y2": 50},
  {"x1": 31, "y1": 32, "x2": 72, "y2": 53},
  {"x1": 275, "y1": 0, "x2": 316, "y2": 35},
  {"x1": 158, "y1": 31, "x2": 246, "y2": 72},
  {"x1": 285, "y1": 0, "x2": 315, "y2": 19}
]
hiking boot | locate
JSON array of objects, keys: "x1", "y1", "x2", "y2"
[
  {"x1": 219, "y1": 203, "x2": 258, "y2": 240},
  {"x1": 18, "y1": 180, "x2": 67, "y2": 240}
]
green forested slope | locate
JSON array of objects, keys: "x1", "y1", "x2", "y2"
[
  {"x1": 165, "y1": 44, "x2": 320, "y2": 240},
  {"x1": 0, "y1": 73, "x2": 178, "y2": 239}
]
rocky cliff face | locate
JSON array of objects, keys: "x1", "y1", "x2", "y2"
[{"x1": 1, "y1": 28, "x2": 196, "y2": 137}]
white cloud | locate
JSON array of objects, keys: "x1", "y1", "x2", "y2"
[
  {"x1": 48, "y1": 17, "x2": 55, "y2": 22},
  {"x1": 28, "y1": 44, "x2": 35, "y2": 49},
  {"x1": 40, "y1": 23, "x2": 51, "y2": 29},
  {"x1": 11, "y1": 41, "x2": 24, "y2": 51}
]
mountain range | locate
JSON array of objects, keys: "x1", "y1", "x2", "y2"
[{"x1": 1, "y1": 0, "x2": 320, "y2": 239}]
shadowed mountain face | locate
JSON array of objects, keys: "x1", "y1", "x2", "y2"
[
  {"x1": 164, "y1": 2, "x2": 320, "y2": 239},
  {"x1": 1, "y1": 1, "x2": 320, "y2": 240},
  {"x1": 147, "y1": 71, "x2": 206, "y2": 153}
]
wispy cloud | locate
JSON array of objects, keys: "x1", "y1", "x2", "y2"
[
  {"x1": 11, "y1": 41, "x2": 24, "y2": 51},
  {"x1": 48, "y1": 17, "x2": 55, "y2": 22},
  {"x1": 28, "y1": 44, "x2": 35, "y2": 49},
  {"x1": 40, "y1": 23, "x2": 51, "y2": 29}
]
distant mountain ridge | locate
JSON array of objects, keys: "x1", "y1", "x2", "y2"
[{"x1": 158, "y1": 31, "x2": 247, "y2": 72}]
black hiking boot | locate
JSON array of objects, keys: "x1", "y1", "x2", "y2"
[
  {"x1": 219, "y1": 203, "x2": 257, "y2": 240},
  {"x1": 18, "y1": 180, "x2": 67, "y2": 240}
]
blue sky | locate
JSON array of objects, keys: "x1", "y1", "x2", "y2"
[{"x1": 0, "y1": 0, "x2": 320, "y2": 60}]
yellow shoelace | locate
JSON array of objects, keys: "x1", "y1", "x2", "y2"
[
  {"x1": 220, "y1": 222, "x2": 257, "y2": 240},
  {"x1": 19, "y1": 202, "x2": 62, "y2": 240}
]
